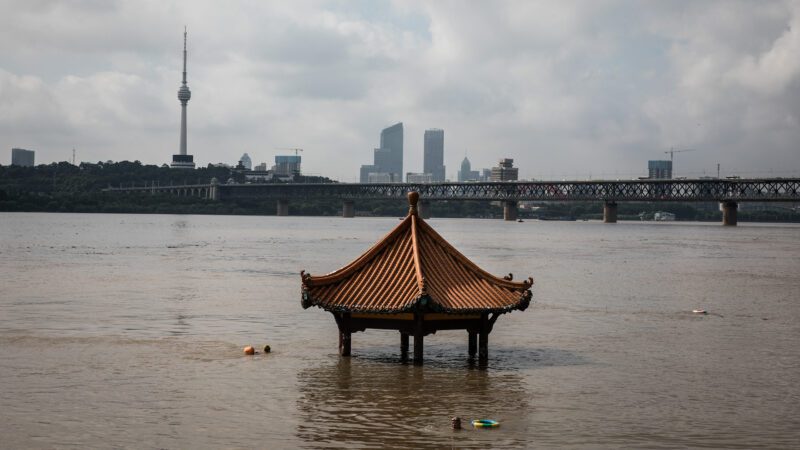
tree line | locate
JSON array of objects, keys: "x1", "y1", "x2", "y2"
[{"x1": 1, "y1": 161, "x2": 797, "y2": 222}]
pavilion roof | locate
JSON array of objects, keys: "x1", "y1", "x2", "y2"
[{"x1": 300, "y1": 192, "x2": 533, "y2": 315}]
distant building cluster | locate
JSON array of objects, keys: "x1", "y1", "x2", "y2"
[
  {"x1": 11, "y1": 148, "x2": 35, "y2": 167},
  {"x1": 457, "y1": 157, "x2": 515, "y2": 182},
  {"x1": 232, "y1": 153, "x2": 303, "y2": 183},
  {"x1": 359, "y1": 124, "x2": 449, "y2": 183}
]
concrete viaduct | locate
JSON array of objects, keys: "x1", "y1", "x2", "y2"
[{"x1": 105, "y1": 178, "x2": 800, "y2": 226}]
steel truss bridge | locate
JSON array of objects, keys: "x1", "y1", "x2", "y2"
[
  {"x1": 206, "y1": 178, "x2": 800, "y2": 202},
  {"x1": 106, "y1": 178, "x2": 800, "y2": 225}
]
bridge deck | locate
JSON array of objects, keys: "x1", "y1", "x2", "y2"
[{"x1": 105, "y1": 178, "x2": 800, "y2": 203}]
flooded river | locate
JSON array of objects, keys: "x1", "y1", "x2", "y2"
[{"x1": 1, "y1": 213, "x2": 799, "y2": 448}]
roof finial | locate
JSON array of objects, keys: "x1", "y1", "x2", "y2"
[{"x1": 408, "y1": 191, "x2": 419, "y2": 216}]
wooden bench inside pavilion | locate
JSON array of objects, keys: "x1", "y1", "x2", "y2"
[{"x1": 300, "y1": 191, "x2": 533, "y2": 365}]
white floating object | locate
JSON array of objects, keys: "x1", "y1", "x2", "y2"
[{"x1": 692, "y1": 309, "x2": 708, "y2": 314}]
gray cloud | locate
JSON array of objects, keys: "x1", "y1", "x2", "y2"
[{"x1": 0, "y1": 0, "x2": 797, "y2": 179}]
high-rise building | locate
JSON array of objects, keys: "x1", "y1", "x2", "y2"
[
  {"x1": 239, "y1": 153, "x2": 252, "y2": 170},
  {"x1": 11, "y1": 148, "x2": 35, "y2": 167},
  {"x1": 373, "y1": 148, "x2": 393, "y2": 173},
  {"x1": 423, "y1": 129, "x2": 445, "y2": 182},
  {"x1": 171, "y1": 28, "x2": 195, "y2": 169},
  {"x1": 360, "y1": 164, "x2": 377, "y2": 183},
  {"x1": 379, "y1": 122, "x2": 403, "y2": 179},
  {"x1": 648, "y1": 160, "x2": 672, "y2": 179},
  {"x1": 490, "y1": 158, "x2": 519, "y2": 181},
  {"x1": 273, "y1": 155, "x2": 301, "y2": 176},
  {"x1": 406, "y1": 172, "x2": 433, "y2": 183},
  {"x1": 458, "y1": 156, "x2": 480, "y2": 181},
  {"x1": 359, "y1": 122, "x2": 403, "y2": 182}
]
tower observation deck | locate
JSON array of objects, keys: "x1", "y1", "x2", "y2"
[{"x1": 171, "y1": 27, "x2": 195, "y2": 169}]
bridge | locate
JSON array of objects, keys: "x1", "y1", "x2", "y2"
[{"x1": 105, "y1": 178, "x2": 800, "y2": 226}]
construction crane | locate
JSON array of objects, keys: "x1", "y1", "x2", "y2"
[
  {"x1": 275, "y1": 147, "x2": 303, "y2": 156},
  {"x1": 664, "y1": 147, "x2": 695, "y2": 162}
]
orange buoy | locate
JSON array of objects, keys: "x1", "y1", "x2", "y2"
[{"x1": 243, "y1": 346, "x2": 255, "y2": 355}]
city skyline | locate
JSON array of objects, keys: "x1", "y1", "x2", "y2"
[{"x1": 1, "y1": 2, "x2": 799, "y2": 180}]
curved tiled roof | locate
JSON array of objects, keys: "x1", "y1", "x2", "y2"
[{"x1": 300, "y1": 192, "x2": 533, "y2": 314}]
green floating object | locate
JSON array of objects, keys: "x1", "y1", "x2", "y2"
[{"x1": 472, "y1": 419, "x2": 499, "y2": 428}]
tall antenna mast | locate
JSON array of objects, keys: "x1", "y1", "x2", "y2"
[{"x1": 182, "y1": 26, "x2": 188, "y2": 85}]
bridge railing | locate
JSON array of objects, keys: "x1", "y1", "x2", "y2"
[
  {"x1": 213, "y1": 179, "x2": 800, "y2": 202},
  {"x1": 104, "y1": 178, "x2": 800, "y2": 203}
]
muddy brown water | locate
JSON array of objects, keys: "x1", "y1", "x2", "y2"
[{"x1": 1, "y1": 213, "x2": 799, "y2": 448}]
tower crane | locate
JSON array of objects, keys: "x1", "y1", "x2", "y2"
[
  {"x1": 275, "y1": 148, "x2": 303, "y2": 156},
  {"x1": 664, "y1": 147, "x2": 695, "y2": 162}
]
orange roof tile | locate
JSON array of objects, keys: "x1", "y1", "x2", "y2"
[{"x1": 300, "y1": 192, "x2": 533, "y2": 314}]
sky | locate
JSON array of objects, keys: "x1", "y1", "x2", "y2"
[{"x1": 1, "y1": 0, "x2": 799, "y2": 181}]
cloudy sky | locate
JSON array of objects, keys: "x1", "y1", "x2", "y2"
[{"x1": 1, "y1": 0, "x2": 798, "y2": 180}]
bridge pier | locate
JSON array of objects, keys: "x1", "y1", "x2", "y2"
[
  {"x1": 503, "y1": 201, "x2": 518, "y2": 221},
  {"x1": 209, "y1": 178, "x2": 219, "y2": 200},
  {"x1": 603, "y1": 201, "x2": 617, "y2": 223},
  {"x1": 419, "y1": 200, "x2": 431, "y2": 219},
  {"x1": 342, "y1": 200, "x2": 355, "y2": 218},
  {"x1": 722, "y1": 201, "x2": 738, "y2": 226},
  {"x1": 277, "y1": 199, "x2": 289, "y2": 216}
]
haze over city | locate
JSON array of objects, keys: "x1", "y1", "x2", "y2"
[{"x1": 2, "y1": 0, "x2": 799, "y2": 180}]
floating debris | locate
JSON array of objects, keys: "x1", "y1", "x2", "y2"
[
  {"x1": 472, "y1": 419, "x2": 500, "y2": 428},
  {"x1": 243, "y1": 346, "x2": 255, "y2": 355},
  {"x1": 692, "y1": 309, "x2": 708, "y2": 314}
]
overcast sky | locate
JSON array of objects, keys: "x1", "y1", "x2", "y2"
[{"x1": 1, "y1": 0, "x2": 799, "y2": 180}]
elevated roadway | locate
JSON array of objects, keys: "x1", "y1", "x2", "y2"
[{"x1": 106, "y1": 178, "x2": 800, "y2": 226}]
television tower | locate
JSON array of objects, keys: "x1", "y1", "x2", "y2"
[{"x1": 171, "y1": 27, "x2": 195, "y2": 169}]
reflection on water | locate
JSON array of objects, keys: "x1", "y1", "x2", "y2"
[
  {"x1": 296, "y1": 357, "x2": 530, "y2": 448},
  {"x1": 295, "y1": 345, "x2": 588, "y2": 448}
]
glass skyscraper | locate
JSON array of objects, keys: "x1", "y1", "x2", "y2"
[
  {"x1": 379, "y1": 122, "x2": 403, "y2": 179},
  {"x1": 423, "y1": 129, "x2": 445, "y2": 182}
]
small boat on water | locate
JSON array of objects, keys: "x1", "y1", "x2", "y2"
[
  {"x1": 540, "y1": 216, "x2": 576, "y2": 221},
  {"x1": 654, "y1": 211, "x2": 676, "y2": 221}
]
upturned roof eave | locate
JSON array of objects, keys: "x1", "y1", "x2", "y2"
[{"x1": 301, "y1": 289, "x2": 532, "y2": 315}]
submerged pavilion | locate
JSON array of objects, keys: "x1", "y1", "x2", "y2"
[{"x1": 300, "y1": 192, "x2": 533, "y2": 364}]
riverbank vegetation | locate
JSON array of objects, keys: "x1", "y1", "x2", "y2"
[{"x1": 1, "y1": 162, "x2": 797, "y2": 222}]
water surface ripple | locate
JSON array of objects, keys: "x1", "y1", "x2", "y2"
[{"x1": 1, "y1": 213, "x2": 799, "y2": 448}]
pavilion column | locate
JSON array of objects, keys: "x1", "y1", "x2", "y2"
[
  {"x1": 338, "y1": 313, "x2": 351, "y2": 357},
  {"x1": 478, "y1": 314, "x2": 489, "y2": 363},
  {"x1": 468, "y1": 331, "x2": 477, "y2": 358},
  {"x1": 603, "y1": 201, "x2": 617, "y2": 223},
  {"x1": 400, "y1": 333, "x2": 409, "y2": 355},
  {"x1": 413, "y1": 311, "x2": 424, "y2": 365},
  {"x1": 722, "y1": 201, "x2": 738, "y2": 226},
  {"x1": 339, "y1": 331, "x2": 351, "y2": 356}
]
